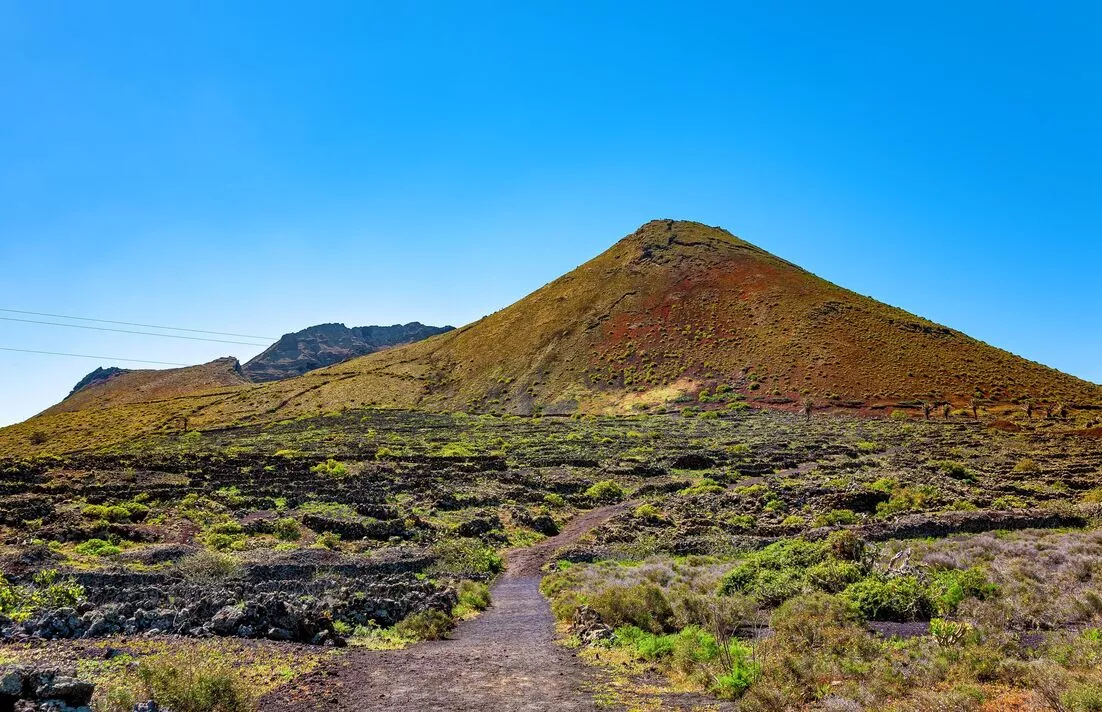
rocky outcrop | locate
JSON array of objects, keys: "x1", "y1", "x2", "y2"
[
  {"x1": 242, "y1": 322, "x2": 454, "y2": 382},
  {"x1": 65, "y1": 367, "x2": 129, "y2": 397},
  {"x1": 0, "y1": 666, "x2": 94, "y2": 712},
  {"x1": 0, "y1": 569, "x2": 455, "y2": 647},
  {"x1": 810, "y1": 508, "x2": 1089, "y2": 543},
  {"x1": 299, "y1": 514, "x2": 407, "y2": 542}
]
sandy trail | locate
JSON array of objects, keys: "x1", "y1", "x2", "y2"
[{"x1": 262, "y1": 503, "x2": 633, "y2": 711}]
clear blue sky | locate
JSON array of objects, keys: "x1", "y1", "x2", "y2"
[{"x1": 1, "y1": 1, "x2": 1099, "y2": 426}]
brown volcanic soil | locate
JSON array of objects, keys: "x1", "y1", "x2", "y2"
[
  {"x1": 203, "y1": 219, "x2": 1101, "y2": 422},
  {"x1": 5, "y1": 219, "x2": 1100, "y2": 456},
  {"x1": 263, "y1": 504, "x2": 635, "y2": 712},
  {"x1": 45, "y1": 357, "x2": 249, "y2": 415}
]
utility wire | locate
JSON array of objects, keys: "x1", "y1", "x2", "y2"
[
  {"x1": 0, "y1": 316, "x2": 269, "y2": 346},
  {"x1": 0, "y1": 308, "x2": 275, "y2": 340},
  {"x1": 0, "y1": 346, "x2": 189, "y2": 366}
]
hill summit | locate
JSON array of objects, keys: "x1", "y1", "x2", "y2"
[
  {"x1": 3, "y1": 219, "x2": 1099, "y2": 453},
  {"x1": 189, "y1": 218, "x2": 1093, "y2": 420}
]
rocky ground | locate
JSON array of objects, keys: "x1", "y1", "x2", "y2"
[
  {"x1": 263, "y1": 504, "x2": 635, "y2": 712},
  {"x1": 0, "y1": 407, "x2": 1100, "y2": 709}
]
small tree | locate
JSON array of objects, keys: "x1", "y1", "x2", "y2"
[
  {"x1": 969, "y1": 397, "x2": 979, "y2": 420},
  {"x1": 802, "y1": 398, "x2": 813, "y2": 423},
  {"x1": 1025, "y1": 402, "x2": 1033, "y2": 419},
  {"x1": 922, "y1": 402, "x2": 932, "y2": 421},
  {"x1": 942, "y1": 404, "x2": 951, "y2": 419}
]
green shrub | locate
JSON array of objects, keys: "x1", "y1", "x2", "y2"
[
  {"x1": 204, "y1": 534, "x2": 243, "y2": 552},
  {"x1": 929, "y1": 617, "x2": 975, "y2": 647},
  {"x1": 825, "y1": 530, "x2": 866, "y2": 561},
  {"x1": 585, "y1": 480, "x2": 625, "y2": 503},
  {"x1": 614, "y1": 623, "x2": 759, "y2": 698},
  {"x1": 719, "y1": 539, "x2": 831, "y2": 603},
  {"x1": 992, "y1": 494, "x2": 1028, "y2": 510},
  {"x1": 680, "y1": 478, "x2": 725, "y2": 496},
  {"x1": 841, "y1": 575, "x2": 933, "y2": 621},
  {"x1": 1062, "y1": 683, "x2": 1102, "y2": 712},
  {"x1": 713, "y1": 636, "x2": 761, "y2": 698},
  {"x1": 753, "y1": 539, "x2": 829, "y2": 569},
  {"x1": 456, "y1": 580, "x2": 491, "y2": 614},
  {"x1": 208, "y1": 521, "x2": 244, "y2": 536},
  {"x1": 175, "y1": 551, "x2": 241, "y2": 583},
  {"x1": 137, "y1": 650, "x2": 254, "y2": 712},
  {"x1": 669, "y1": 625, "x2": 720, "y2": 676},
  {"x1": 749, "y1": 568, "x2": 805, "y2": 606},
  {"x1": 634, "y1": 503, "x2": 663, "y2": 520},
  {"x1": 770, "y1": 592, "x2": 863, "y2": 652},
  {"x1": 933, "y1": 460, "x2": 976, "y2": 482},
  {"x1": 806, "y1": 558, "x2": 864, "y2": 593},
  {"x1": 1012, "y1": 458, "x2": 1040, "y2": 473},
  {"x1": 82, "y1": 501, "x2": 148, "y2": 523},
  {"x1": 202, "y1": 521, "x2": 246, "y2": 551},
  {"x1": 310, "y1": 459, "x2": 348, "y2": 477},
  {"x1": 876, "y1": 485, "x2": 937, "y2": 517},
  {"x1": 714, "y1": 662, "x2": 759, "y2": 699},
  {"x1": 812, "y1": 509, "x2": 859, "y2": 527},
  {"x1": 315, "y1": 531, "x2": 341, "y2": 550},
  {"x1": 870, "y1": 477, "x2": 896, "y2": 492},
  {"x1": 75, "y1": 538, "x2": 122, "y2": 557},
  {"x1": 214, "y1": 486, "x2": 246, "y2": 508},
  {"x1": 297, "y1": 500, "x2": 359, "y2": 520},
  {"x1": 271, "y1": 517, "x2": 301, "y2": 541},
  {"x1": 0, "y1": 571, "x2": 83, "y2": 623},
  {"x1": 614, "y1": 625, "x2": 675, "y2": 660},
  {"x1": 430, "y1": 538, "x2": 504, "y2": 577},
  {"x1": 394, "y1": 609, "x2": 453, "y2": 641},
  {"x1": 856, "y1": 441, "x2": 881, "y2": 452},
  {"x1": 928, "y1": 567, "x2": 998, "y2": 615},
  {"x1": 587, "y1": 582, "x2": 675, "y2": 633},
  {"x1": 438, "y1": 442, "x2": 475, "y2": 457},
  {"x1": 543, "y1": 493, "x2": 567, "y2": 507},
  {"x1": 718, "y1": 538, "x2": 870, "y2": 605},
  {"x1": 723, "y1": 514, "x2": 755, "y2": 530}
]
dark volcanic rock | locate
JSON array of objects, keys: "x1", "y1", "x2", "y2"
[
  {"x1": 66, "y1": 367, "x2": 129, "y2": 397},
  {"x1": 242, "y1": 322, "x2": 454, "y2": 382},
  {"x1": 0, "y1": 666, "x2": 94, "y2": 710},
  {"x1": 2, "y1": 563, "x2": 454, "y2": 645},
  {"x1": 824, "y1": 508, "x2": 1089, "y2": 542}
]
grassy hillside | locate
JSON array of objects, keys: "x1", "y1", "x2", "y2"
[
  {"x1": 46, "y1": 357, "x2": 249, "y2": 415},
  {"x1": 2, "y1": 220, "x2": 1099, "y2": 455}
]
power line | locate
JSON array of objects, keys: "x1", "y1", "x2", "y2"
[
  {"x1": 0, "y1": 308, "x2": 275, "y2": 340},
  {"x1": 0, "y1": 346, "x2": 189, "y2": 366},
  {"x1": 0, "y1": 316, "x2": 269, "y2": 346}
]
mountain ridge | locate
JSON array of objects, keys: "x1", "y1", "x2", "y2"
[
  {"x1": 4, "y1": 219, "x2": 1099, "y2": 454},
  {"x1": 242, "y1": 321, "x2": 455, "y2": 382}
]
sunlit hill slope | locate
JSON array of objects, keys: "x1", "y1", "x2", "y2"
[{"x1": 3, "y1": 220, "x2": 1099, "y2": 454}]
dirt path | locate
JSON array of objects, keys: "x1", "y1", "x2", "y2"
[{"x1": 262, "y1": 502, "x2": 634, "y2": 712}]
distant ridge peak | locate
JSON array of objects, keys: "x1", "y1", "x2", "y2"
[
  {"x1": 67, "y1": 366, "x2": 129, "y2": 397},
  {"x1": 242, "y1": 321, "x2": 454, "y2": 382}
]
